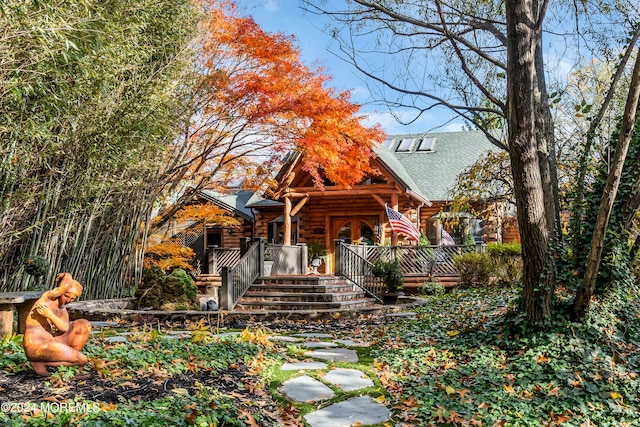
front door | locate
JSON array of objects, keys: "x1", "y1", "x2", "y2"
[
  {"x1": 329, "y1": 215, "x2": 380, "y2": 271},
  {"x1": 332, "y1": 216, "x2": 378, "y2": 245}
]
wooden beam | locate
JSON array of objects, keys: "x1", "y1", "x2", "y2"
[
  {"x1": 287, "y1": 188, "x2": 401, "y2": 198},
  {"x1": 290, "y1": 196, "x2": 309, "y2": 217},
  {"x1": 284, "y1": 196, "x2": 292, "y2": 245},
  {"x1": 371, "y1": 194, "x2": 386, "y2": 207},
  {"x1": 291, "y1": 183, "x2": 397, "y2": 193}
]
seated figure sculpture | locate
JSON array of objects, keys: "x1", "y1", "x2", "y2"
[{"x1": 23, "y1": 272, "x2": 92, "y2": 377}]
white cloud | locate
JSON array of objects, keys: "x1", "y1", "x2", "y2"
[{"x1": 263, "y1": 0, "x2": 279, "y2": 13}]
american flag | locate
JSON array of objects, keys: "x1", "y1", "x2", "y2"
[
  {"x1": 442, "y1": 229, "x2": 456, "y2": 246},
  {"x1": 385, "y1": 205, "x2": 421, "y2": 241}
]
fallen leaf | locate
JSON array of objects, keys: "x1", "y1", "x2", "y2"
[
  {"x1": 239, "y1": 408, "x2": 259, "y2": 427},
  {"x1": 373, "y1": 395, "x2": 387, "y2": 404},
  {"x1": 536, "y1": 354, "x2": 549, "y2": 364},
  {"x1": 610, "y1": 391, "x2": 624, "y2": 403}
]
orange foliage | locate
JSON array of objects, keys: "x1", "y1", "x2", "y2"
[
  {"x1": 183, "y1": 0, "x2": 384, "y2": 189},
  {"x1": 172, "y1": 203, "x2": 239, "y2": 228},
  {"x1": 144, "y1": 238, "x2": 195, "y2": 271},
  {"x1": 145, "y1": 202, "x2": 240, "y2": 271}
]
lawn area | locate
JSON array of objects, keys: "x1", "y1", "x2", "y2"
[{"x1": 1, "y1": 284, "x2": 639, "y2": 426}]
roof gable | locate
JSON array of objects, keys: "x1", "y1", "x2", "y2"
[{"x1": 381, "y1": 130, "x2": 501, "y2": 200}]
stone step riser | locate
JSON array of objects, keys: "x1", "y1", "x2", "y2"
[
  {"x1": 258, "y1": 277, "x2": 352, "y2": 286},
  {"x1": 241, "y1": 292, "x2": 366, "y2": 303},
  {"x1": 249, "y1": 285, "x2": 357, "y2": 294},
  {"x1": 235, "y1": 300, "x2": 375, "y2": 311}
]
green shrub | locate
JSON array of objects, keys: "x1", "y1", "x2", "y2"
[
  {"x1": 419, "y1": 280, "x2": 445, "y2": 295},
  {"x1": 165, "y1": 268, "x2": 198, "y2": 301},
  {"x1": 371, "y1": 258, "x2": 404, "y2": 292},
  {"x1": 136, "y1": 267, "x2": 198, "y2": 309},
  {"x1": 24, "y1": 255, "x2": 49, "y2": 277},
  {"x1": 452, "y1": 252, "x2": 492, "y2": 287},
  {"x1": 486, "y1": 242, "x2": 523, "y2": 285}
]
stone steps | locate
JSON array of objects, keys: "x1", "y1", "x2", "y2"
[
  {"x1": 242, "y1": 290, "x2": 366, "y2": 303},
  {"x1": 235, "y1": 298, "x2": 376, "y2": 311},
  {"x1": 235, "y1": 275, "x2": 377, "y2": 311}
]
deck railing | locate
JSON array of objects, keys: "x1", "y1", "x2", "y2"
[
  {"x1": 219, "y1": 240, "x2": 262, "y2": 310},
  {"x1": 355, "y1": 244, "x2": 478, "y2": 275},
  {"x1": 335, "y1": 241, "x2": 480, "y2": 297},
  {"x1": 208, "y1": 248, "x2": 241, "y2": 274},
  {"x1": 266, "y1": 243, "x2": 308, "y2": 275},
  {"x1": 334, "y1": 242, "x2": 383, "y2": 303}
]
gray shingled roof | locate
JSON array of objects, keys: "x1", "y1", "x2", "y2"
[
  {"x1": 199, "y1": 189, "x2": 258, "y2": 220},
  {"x1": 379, "y1": 130, "x2": 501, "y2": 201}
]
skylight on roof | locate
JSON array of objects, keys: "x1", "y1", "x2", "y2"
[
  {"x1": 417, "y1": 137, "x2": 437, "y2": 152},
  {"x1": 382, "y1": 138, "x2": 395, "y2": 148},
  {"x1": 396, "y1": 138, "x2": 416, "y2": 152}
]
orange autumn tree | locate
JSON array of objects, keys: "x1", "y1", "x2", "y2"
[
  {"x1": 145, "y1": 203, "x2": 239, "y2": 271},
  {"x1": 153, "y1": 0, "x2": 384, "y2": 228}
]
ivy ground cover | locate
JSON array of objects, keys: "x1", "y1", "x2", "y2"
[{"x1": 375, "y1": 285, "x2": 640, "y2": 426}]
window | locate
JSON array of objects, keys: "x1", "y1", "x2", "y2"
[
  {"x1": 382, "y1": 138, "x2": 395, "y2": 148},
  {"x1": 417, "y1": 137, "x2": 436, "y2": 152},
  {"x1": 206, "y1": 226, "x2": 222, "y2": 248},
  {"x1": 396, "y1": 138, "x2": 416, "y2": 152}
]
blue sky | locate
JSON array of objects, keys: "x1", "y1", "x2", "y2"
[{"x1": 233, "y1": 0, "x2": 464, "y2": 136}]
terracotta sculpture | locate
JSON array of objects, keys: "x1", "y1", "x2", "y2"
[{"x1": 23, "y1": 272, "x2": 92, "y2": 377}]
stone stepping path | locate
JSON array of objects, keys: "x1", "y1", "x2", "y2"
[
  {"x1": 305, "y1": 348, "x2": 359, "y2": 363},
  {"x1": 90, "y1": 322, "x2": 393, "y2": 425},
  {"x1": 304, "y1": 396, "x2": 391, "y2": 427},
  {"x1": 275, "y1": 333, "x2": 392, "y2": 427},
  {"x1": 324, "y1": 368, "x2": 374, "y2": 392},
  {"x1": 280, "y1": 375, "x2": 335, "y2": 402}
]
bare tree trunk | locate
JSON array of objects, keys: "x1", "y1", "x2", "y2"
[
  {"x1": 570, "y1": 28, "x2": 640, "y2": 256},
  {"x1": 506, "y1": 0, "x2": 557, "y2": 322},
  {"x1": 572, "y1": 51, "x2": 640, "y2": 320}
]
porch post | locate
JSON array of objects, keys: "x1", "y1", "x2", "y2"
[
  {"x1": 220, "y1": 266, "x2": 234, "y2": 310},
  {"x1": 334, "y1": 239, "x2": 342, "y2": 276},
  {"x1": 391, "y1": 193, "x2": 399, "y2": 246},
  {"x1": 258, "y1": 237, "x2": 265, "y2": 275},
  {"x1": 298, "y1": 243, "x2": 308, "y2": 274},
  {"x1": 284, "y1": 196, "x2": 292, "y2": 245}
]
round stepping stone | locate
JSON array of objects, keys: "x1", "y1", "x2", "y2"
[
  {"x1": 323, "y1": 368, "x2": 373, "y2": 391},
  {"x1": 269, "y1": 336, "x2": 304, "y2": 343},
  {"x1": 105, "y1": 335, "x2": 128, "y2": 344},
  {"x1": 279, "y1": 375, "x2": 335, "y2": 402},
  {"x1": 280, "y1": 361, "x2": 328, "y2": 371},
  {"x1": 305, "y1": 348, "x2": 359, "y2": 363},
  {"x1": 293, "y1": 333, "x2": 334, "y2": 339},
  {"x1": 332, "y1": 339, "x2": 369, "y2": 347},
  {"x1": 303, "y1": 396, "x2": 391, "y2": 427},
  {"x1": 302, "y1": 341, "x2": 339, "y2": 349}
]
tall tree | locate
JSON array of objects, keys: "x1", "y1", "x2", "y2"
[
  {"x1": 572, "y1": 52, "x2": 640, "y2": 319},
  {"x1": 0, "y1": 0, "x2": 198, "y2": 297},
  {"x1": 152, "y1": 0, "x2": 384, "y2": 229},
  {"x1": 303, "y1": 0, "x2": 639, "y2": 322}
]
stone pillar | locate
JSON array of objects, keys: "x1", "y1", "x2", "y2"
[{"x1": 0, "y1": 304, "x2": 14, "y2": 338}]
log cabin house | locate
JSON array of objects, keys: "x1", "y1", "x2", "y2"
[{"x1": 182, "y1": 130, "x2": 519, "y2": 289}]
